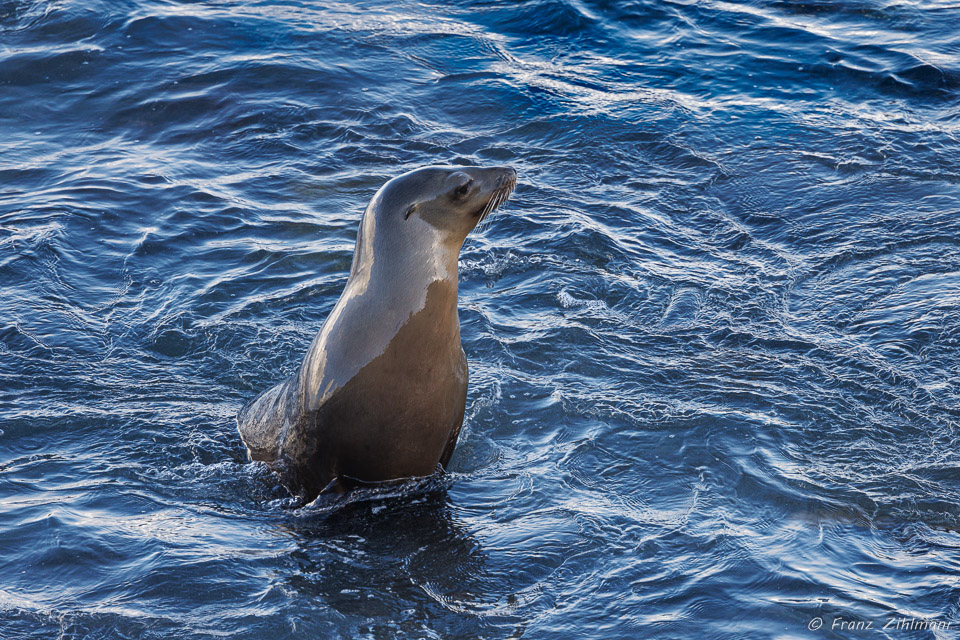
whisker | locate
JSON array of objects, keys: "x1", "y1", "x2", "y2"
[
  {"x1": 483, "y1": 189, "x2": 502, "y2": 228},
  {"x1": 473, "y1": 176, "x2": 516, "y2": 235}
]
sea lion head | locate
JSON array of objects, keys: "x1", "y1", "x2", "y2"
[
  {"x1": 371, "y1": 165, "x2": 517, "y2": 243},
  {"x1": 347, "y1": 165, "x2": 517, "y2": 288}
]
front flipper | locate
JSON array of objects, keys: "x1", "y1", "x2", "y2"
[{"x1": 438, "y1": 420, "x2": 462, "y2": 469}]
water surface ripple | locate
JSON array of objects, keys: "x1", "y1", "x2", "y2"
[{"x1": 2, "y1": 0, "x2": 960, "y2": 638}]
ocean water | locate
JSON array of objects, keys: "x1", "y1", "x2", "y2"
[{"x1": 2, "y1": 0, "x2": 960, "y2": 638}]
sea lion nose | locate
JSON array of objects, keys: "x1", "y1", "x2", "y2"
[{"x1": 495, "y1": 167, "x2": 517, "y2": 187}]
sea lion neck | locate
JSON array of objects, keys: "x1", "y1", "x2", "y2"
[{"x1": 347, "y1": 205, "x2": 461, "y2": 293}]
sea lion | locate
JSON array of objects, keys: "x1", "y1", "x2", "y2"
[{"x1": 238, "y1": 165, "x2": 517, "y2": 501}]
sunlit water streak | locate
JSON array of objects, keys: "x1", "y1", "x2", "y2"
[{"x1": 1, "y1": 0, "x2": 959, "y2": 638}]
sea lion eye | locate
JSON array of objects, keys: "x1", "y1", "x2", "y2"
[
  {"x1": 404, "y1": 204, "x2": 417, "y2": 219},
  {"x1": 455, "y1": 180, "x2": 473, "y2": 198}
]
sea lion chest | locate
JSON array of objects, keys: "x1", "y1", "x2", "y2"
[{"x1": 286, "y1": 278, "x2": 468, "y2": 494}]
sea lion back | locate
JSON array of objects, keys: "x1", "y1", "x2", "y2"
[{"x1": 237, "y1": 377, "x2": 295, "y2": 464}]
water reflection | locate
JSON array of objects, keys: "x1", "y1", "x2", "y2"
[{"x1": 274, "y1": 485, "x2": 528, "y2": 637}]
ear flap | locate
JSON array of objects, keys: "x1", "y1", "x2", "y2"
[{"x1": 404, "y1": 204, "x2": 418, "y2": 220}]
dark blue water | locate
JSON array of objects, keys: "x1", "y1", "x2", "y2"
[{"x1": 3, "y1": 0, "x2": 960, "y2": 638}]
